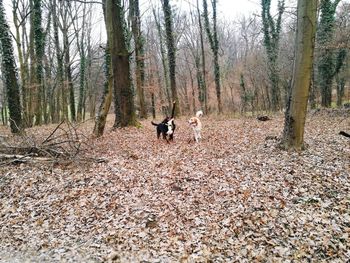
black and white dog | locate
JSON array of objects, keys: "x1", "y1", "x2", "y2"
[
  {"x1": 151, "y1": 101, "x2": 177, "y2": 143},
  {"x1": 151, "y1": 117, "x2": 175, "y2": 142}
]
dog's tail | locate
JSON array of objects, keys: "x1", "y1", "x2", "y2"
[
  {"x1": 151, "y1": 121, "x2": 159, "y2": 126},
  {"x1": 196, "y1": 110, "x2": 203, "y2": 118}
]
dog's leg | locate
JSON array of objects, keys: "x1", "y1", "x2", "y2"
[
  {"x1": 195, "y1": 130, "x2": 201, "y2": 143},
  {"x1": 194, "y1": 132, "x2": 198, "y2": 143},
  {"x1": 162, "y1": 132, "x2": 170, "y2": 143}
]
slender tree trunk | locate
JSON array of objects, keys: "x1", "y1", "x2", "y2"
[
  {"x1": 196, "y1": 0, "x2": 208, "y2": 114},
  {"x1": 203, "y1": 0, "x2": 222, "y2": 113},
  {"x1": 65, "y1": 39, "x2": 76, "y2": 122},
  {"x1": 261, "y1": 0, "x2": 285, "y2": 111},
  {"x1": 0, "y1": 0, "x2": 22, "y2": 133},
  {"x1": 51, "y1": 0, "x2": 62, "y2": 123},
  {"x1": 93, "y1": 45, "x2": 113, "y2": 137},
  {"x1": 76, "y1": 3, "x2": 87, "y2": 122},
  {"x1": 130, "y1": 0, "x2": 147, "y2": 119},
  {"x1": 62, "y1": 13, "x2": 76, "y2": 122},
  {"x1": 32, "y1": 0, "x2": 45, "y2": 126},
  {"x1": 282, "y1": 0, "x2": 317, "y2": 150},
  {"x1": 28, "y1": 0, "x2": 36, "y2": 126},
  {"x1": 12, "y1": 1, "x2": 29, "y2": 125},
  {"x1": 162, "y1": 0, "x2": 180, "y2": 116},
  {"x1": 153, "y1": 8, "x2": 171, "y2": 112},
  {"x1": 151, "y1": 92, "x2": 156, "y2": 119},
  {"x1": 334, "y1": 49, "x2": 347, "y2": 107},
  {"x1": 317, "y1": 0, "x2": 341, "y2": 108}
]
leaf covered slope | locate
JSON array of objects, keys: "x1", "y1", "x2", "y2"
[{"x1": 0, "y1": 114, "x2": 349, "y2": 262}]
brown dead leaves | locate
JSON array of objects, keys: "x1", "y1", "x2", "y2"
[{"x1": 0, "y1": 112, "x2": 349, "y2": 262}]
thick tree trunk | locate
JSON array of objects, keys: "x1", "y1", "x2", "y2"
[
  {"x1": 0, "y1": 0, "x2": 22, "y2": 133},
  {"x1": 105, "y1": 0, "x2": 136, "y2": 128},
  {"x1": 282, "y1": 0, "x2": 317, "y2": 150}
]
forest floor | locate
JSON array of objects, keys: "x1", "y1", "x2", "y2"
[{"x1": 0, "y1": 110, "x2": 349, "y2": 262}]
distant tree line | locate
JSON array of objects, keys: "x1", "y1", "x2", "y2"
[{"x1": 0, "y1": 0, "x2": 349, "y2": 143}]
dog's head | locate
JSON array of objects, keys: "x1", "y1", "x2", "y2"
[
  {"x1": 188, "y1": 117, "x2": 199, "y2": 127},
  {"x1": 166, "y1": 118, "x2": 174, "y2": 135}
]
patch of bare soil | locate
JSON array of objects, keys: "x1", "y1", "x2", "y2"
[{"x1": 0, "y1": 114, "x2": 349, "y2": 262}]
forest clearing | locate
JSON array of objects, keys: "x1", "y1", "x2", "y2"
[
  {"x1": 0, "y1": 0, "x2": 350, "y2": 261},
  {"x1": 0, "y1": 111, "x2": 349, "y2": 262}
]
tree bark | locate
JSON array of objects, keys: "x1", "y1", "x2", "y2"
[
  {"x1": 33, "y1": 0, "x2": 45, "y2": 126},
  {"x1": 281, "y1": 0, "x2": 317, "y2": 150},
  {"x1": 0, "y1": 0, "x2": 22, "y2": 133},
  {"x1": 261, "y1": 0, "x2": 285, "y2": 111},
  {"x1": 162, "y1": 0, "x2": 180, "y2": 116},
  {"x1": 153, "y1": 8, "x2": 171, "y2": 113},
  {"x1": 317, "y1": 0, "x2": 341, "y2": 108},
  {"x1": 93, "y1": 46, "x2": 113, "y2": 137},
  {"x1": 203, "y1": 0, "x2": 222, "y2": 114},
  {"x1": 105, "y1": 0, "x2": 136, "y2": 127},
  {"x1": 196, "y1": 0, "x2": 208, "y2": 114},
  {"x1": 130, "y1": 0, "x2": 147, "y2": 119}
]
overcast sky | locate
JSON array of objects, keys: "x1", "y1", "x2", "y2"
[{"x1": 139, "y1": 0, "x2": 296, "y2": 20}]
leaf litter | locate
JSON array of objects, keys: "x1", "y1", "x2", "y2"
[{"x1": 0, "y1": 112, "x2": 349, "y2": 262}]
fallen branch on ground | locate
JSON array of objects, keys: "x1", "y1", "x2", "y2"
[{"x1": 0, "y1": 121, "x2": 97, "y2": 166}]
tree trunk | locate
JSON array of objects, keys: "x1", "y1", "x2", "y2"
[
  {"x1": 317, "y1": 0, "x2": 341, "y2": 108},
  {"x1": 334, "y1": 49, "x2": 347, "y2": 107},
  {"x1": 105, "y1": 0, "x2": 136, "y2": 128},
  {"x1": 196, "y1": 0, "x2": 208, "y2": 114},
  {"x1": 51, "y1": 0, "x2": 63, "y2": 123},
  {"x1": 130, "y1": 0, "x2": 147, "y2": 119},
  {"x1": 93, "y1": 45, "x2": 113, "y2": 137},
  {"x1": 62, "y1": 1, "x2": 76, "y2": 122},
  {"x1": 75, "y1": 3, "x2": 87, "y2": 122},
  {"x1": 63, "y1": 31, "x2": 76, "y2": 122},
  {"x1": 261, "y1": 0, "x2": 285, "y2": 111},
  {"x1": 0, "y1": 0, "x2": 22, "y2": 133},
  {"x1": 203, "y1": 0, "x2": 222, "y2": 114},
  {"x1": 153, "y1": 8, "x2": 171, "y2": 113},
  {"x1": 32, "y1": 0, "x2": 45, "y2": 126},
  {"x1": 281, "y1": 0, "x2": 317, "y2": 150},
  {"x1": 12, "y1": 1, "x2": 29, "y2": 126},
  {"x1": 162, "y1": 0, "x2": 180, "y2": 116}
]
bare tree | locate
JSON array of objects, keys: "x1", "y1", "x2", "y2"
[
  {"x1": 161, "y1": 0, "x2": 180, "y2": 116},
  {"x1": 105, "y1": 0, "x2": 136, "y2": 127},
  {"x1": 0, "y1": 0, "x2": 22, "y2": 133},
  {"x1": 203, "y1": 0, "x2": 222, "y2": 113},
  {"x1": 282, "y1": 0, "x2": 318, "y2": 150}
]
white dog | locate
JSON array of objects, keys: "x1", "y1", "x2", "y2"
[{"x1": 188, "y1": 110, "x2": 203, "y2": 143}]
